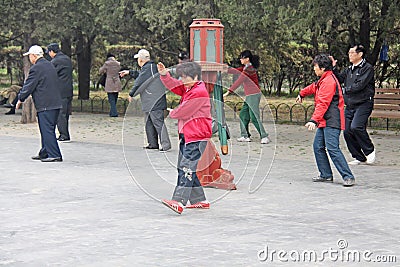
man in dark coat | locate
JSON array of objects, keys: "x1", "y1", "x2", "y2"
[
  {"x1": 16, "y1": 45, "x2": 63, "y2": 162},
  {"x1": 46, "y1": 43, "x2": 73, "y2": 142}
]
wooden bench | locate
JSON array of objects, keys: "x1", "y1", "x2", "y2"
[{"x1": 370, "y1": 88, "x2": 400, "y2": 130}]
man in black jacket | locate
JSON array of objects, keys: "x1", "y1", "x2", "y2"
[
  {"x1": 46, "y1": 43, "x2": 73, "y2": 142},
  {"x1": 120, "y1": 49, "x2": 171, "y2": 152},
  {"x1": 16, "y1": 45, "x2": 63, "y2": 162},
  {"x1": 330, "y1": 44, "x2": 375, "y2": 165}
]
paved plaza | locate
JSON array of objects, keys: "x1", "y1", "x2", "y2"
[{"x1": 0, "y1": 112, "x2": 399, "y2": 266}]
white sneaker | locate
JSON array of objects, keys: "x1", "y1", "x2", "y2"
[
  {"x1": 261, "y1": 137, "x2": 271, "y2": 144},
  {"x1": 366, "y1": 150, "x2": 376, "y2": 164},
  {"x1": 348, "y1": 159, "x2": 364, "y2": 165},
  {"x1": 237, "y1": 136, "x2": 251, "y2": 142}
]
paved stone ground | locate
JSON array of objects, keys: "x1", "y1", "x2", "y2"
[{"x1": 0, "y1": 112, "x2": 399, "y2": 266}]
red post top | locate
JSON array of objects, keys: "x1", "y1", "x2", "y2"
[{"x1": 189, "y1": 18, "x2": 224, "y2": 29}]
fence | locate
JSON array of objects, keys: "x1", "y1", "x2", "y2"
[{"x1": 71, "y1": 96, "x2": 400, "y2": 130}]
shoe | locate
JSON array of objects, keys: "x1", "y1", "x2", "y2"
[
  {"x1": 57, "y1": 137, "x2": 71, "y2": 142},
  {"x1": 161, "y1": 199, "x2": 183, "y2": 214},
  {"x1": 40, "y1": 157, "x2": 63, "y2": 162},
  {"x1": 261, "y1": 137, "x2": 271, "y2": 144},
  {"x1": 348, "y1": 159, "x2": 365, "y2": 165},
  {"x1": 5, "y1": 109, "x2": 15, "y2": 115},
  {"x1": 366, "y1": 150, "x2": 376, "y2": 164},
  {"x1": 31, "y1": 155, "x2": 43, "y2": 160},
  {"x1": 144, "y1": 145, "x2": 159, "y2": 149},
  {"x1": 0, "y1": 99, "x2": 7, "y2": 105},
  {"x1": 312, "y1": 176, "x2": 333, "y2": 182},
  {"x1": 159, "y1": 147, "x2": 171, "y2": 152},
  {"x1": 3, "y1": 103, "x2": 13, "y2": 108},
  {"x1": 343, "y1": 178, "x2": 355, "y2": 187},
  {"x1": 186, "y1": 201, "x2": 210, "y2": 209},
  {"x1": 237, "y1": 136, "x2": 251, "y2": 142}
]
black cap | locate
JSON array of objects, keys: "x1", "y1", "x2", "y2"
[
  {"x1": 46, "y1": 43, "x2": 59, "y2": 53},
  {"x1": 178, "y1": 51, "x2": 188, "y2": 60}
]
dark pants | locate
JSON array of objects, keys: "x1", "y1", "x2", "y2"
[
  {"x1": 172, "y1": 135, "x2": 207, "y2": 206},
  {"x1": 107, "y1": 92, "x2": 119, "y2": 117},
  {"x1": 144, "y1": 110, "x2": 171, "y2": 150},
  {"x1": 344, "y1": 101, "x2": 375, "y2": 162},
  {"x1": 57, "y1": 96, "x2": 72, "y2": 139},
  {"x1": 37, "y1": 109, "x2": 62, "y2": 159}
]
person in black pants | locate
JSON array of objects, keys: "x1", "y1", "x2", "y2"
[
  {"x1": 46, "y1": 43, "x2": 73, "y2": 142},
  {"x1": 16, "y1": 45, "x2": 63, "y2": 162},
  {"x1": 330, "y1": 44, "x2": 375, "y2": 165}
]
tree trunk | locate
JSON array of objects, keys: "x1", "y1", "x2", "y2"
[
  {"x1": 359, "y1": 0, "x2": 371, "y2": 52},
  {"x1": 368, "y1": 0, "x2": 390, "y2": 65},
  {"x1": 21, "y1": 33, "x2": 37, "y2": 123},
  {"x1": 61, "y1": 36, "x2": 72, "y2": 57},
  {"x1": 76, "y1": 28, "x2": 93, "y2": 100}
]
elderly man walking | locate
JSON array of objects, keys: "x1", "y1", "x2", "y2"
[
  {"x1": 120, "y1": 49, "x2": 171, "y2": 152},
  {"x1": 16, "y1": 45, "x2": 63, "y2": 162}
]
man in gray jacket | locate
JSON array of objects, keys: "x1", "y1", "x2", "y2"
[
  {"x1": 120, "y1": 49, "x2": 171, "y2": 151},
  {"x1": 46, "y1": 43, "x2": 73, "y2": 142}
]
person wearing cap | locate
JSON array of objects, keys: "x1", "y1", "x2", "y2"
[
  {"x1": 16, "y1": 45, "x2": 63, "y2": 162},
  {"x1": 99, "y1": 53, "x2": 122, "y2": 117},
  {"x1": 46, "y1": 43, "x2": 73, "y2": 142},
  {"x1": 119, "y1": 49, "x2": 171, "y2": 152}
]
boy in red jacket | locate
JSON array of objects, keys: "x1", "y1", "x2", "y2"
[
  {"x1": 296, "y1": 54, "x2": 355, "y2": 187},
  {"x1": 157, "y1": 61, "x2": 212, "y2": 214}
]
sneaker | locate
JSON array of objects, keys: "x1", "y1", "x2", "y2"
[
  {"x1": 57, "y1": 137, "x2": 71, "y2": 142},
  {"x1": 366, "y1": 150, "x2": 376, "y2": 164},
  {"x1": 161, "y1": 199, "x2": 183, "y2": 214},
  {"x1": 312, "y1": 176, "x2": 333, "y2": 182},
  {"x1": 261, "y1": 137, "x2": 271, "y2": 144},
  {"x1": 348, "y1": 159, "x2": 365, "y2": 165},
  {"x1": 186, "y1": 201, "x2": 210, "y2": 209},
  {"x1": 159, "y1": 147, "x2": 171, "y2": 152},
  {"x1": 343, "y1": 178, "x2": 355, "y2": 187},
  {"x1": 237, "y1": 136, "x2": 251, "y2": 142},
  {"x1": 5, "y1": 109, "x2": 15, "y2": 115}
]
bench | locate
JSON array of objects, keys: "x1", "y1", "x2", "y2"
[{"x1": 370, "y1": 88, "x2": 400, "y2": 130}]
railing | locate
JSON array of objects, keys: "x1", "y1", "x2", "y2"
[{"x1": 71, "y1": 96, "x2": 400, "y2": 129}]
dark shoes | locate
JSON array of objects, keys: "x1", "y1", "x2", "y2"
[
  {"x1": 41, "y1": 157, "x2": 63, "y2": 162},
  {"x1": 343, "y1": 178, "x2": 355, "y2": 187},
  {"x1": 57, "y1": 136, "x2": 71, "y2": 142},
  {"x1": 5, "y1": 109, "x2": 15, "y2": 115},
  {"x1": 31, "y1": 155, "x2": 43, "y2": 160},
  {"x1": 3, "y1": 103, "x2": 13, "y2": 108},
  {"x1": 32, "y1": 155, "x2": 63, "y2": 162},
  {"x1": 144, "y1": 145, "x2": 159, "y2": 150},
  {"x1": 159, "y1": 147, "x2": 171, "y2": 152},
  {"x1": 312, "y1": 176, "x2": 333, "y2": 182}
]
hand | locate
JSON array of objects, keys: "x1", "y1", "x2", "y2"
[
  {"x1": 157, "y1": 62, "x2": 169, "y2": 76},
  {"x1": 328, "y1": 55, "x2": 337, "y2": 67},
  {"x1": 16, "y1": 100, "x2": 23, "y2": 109},
  {"x1": 296, "y1": 95, "x2": 303, "y2": 103},
  {"x1": 128, "y1": 96, "x2": 133, "y2": 103},
  {"x1": 119, "y1": 70, "x2": 129, "y2": 77},
  {"x1": 167, "y1": 108, "x2": 173, "y2": 112},
  {"x1": 223, "y1": 91, "x2": 231, "y2": 97},
  {"x1": 305, "y1": 121, "x2": 316, "y2": 131}
]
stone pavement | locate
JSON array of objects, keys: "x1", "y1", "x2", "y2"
[{"x1": 0, "y1": 112, "x2": 399, "y2": 266}]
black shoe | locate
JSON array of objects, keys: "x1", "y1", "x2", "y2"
[
  {"x1": 312, "y1": 176, "x2": 333, "y2": 182},
  {"x1": 31, "y1": 155, "x2": 43, "y2": 160},
  {"x1": 159, "y1": 147, "x2": 171, "y2": 152},
  {"x1": 5, "y1": 109, "x2": 15, "y2": 115},
  {"x1": 57, "y1": 137, "x2": 71, "y2": 142},
  {"x1": 343, "y1": 178, "x2": 355, "y2": 187},
  {"x1": 0, "y1": 99, "x2": 7, "y2": 105},
  {"x1": 4, "y1": 103, "x2": 13, "y2": 108},
  {"x1": 144, "y1": 145, "x2": 159, "y2": 149},
  {"x1": 41, "y1": 157, "x2": 63, "y2": 162}
]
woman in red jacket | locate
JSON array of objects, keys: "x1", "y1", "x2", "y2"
[
  {"x1": 297, "y1": 54, "x2": 355, "y2": 187},
  {"x1": 157, "y1": 61, "x2": 212, "y2": 214},
  {"x1": 224, "y1": 50, "x2": 270, "y2": 144}
]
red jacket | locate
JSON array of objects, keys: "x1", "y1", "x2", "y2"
[
  {"x1": 160, "y1": 73, "x2": 212, "y2": 144},
  {"x1": 228, "y1": 64, "x2": 261, "y2": 96},
  {"x1": 300, "y1": 70, "x2": 345, "y2": 130}
]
